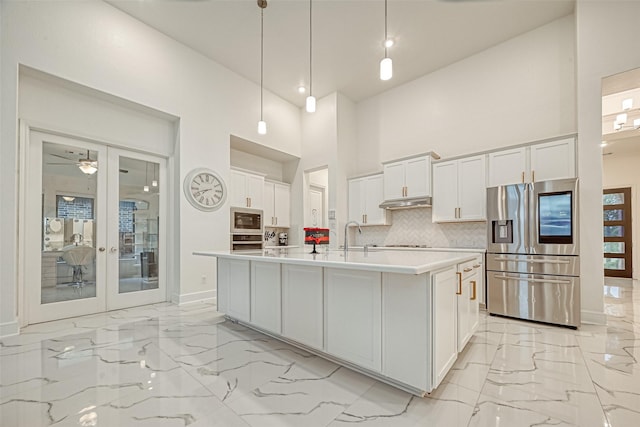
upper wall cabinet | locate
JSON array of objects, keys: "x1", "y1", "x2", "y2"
[
  {"x1": 230, "y1": 169, "x2": 265, "y2": 209},
  {"x1": 348, "y1": 174, "x2": 389, "y2": 225},
  {"x1": 433, "y1": 155, "x2": 486, "y2": 223},
  {"x1": 383, "y1": 154, "x2": 433, "y2": 201},
  {"x1": 264, "y1": 181, "x2": 291, "y2": 228},
  {"x1": 487, "y1": 137, "x2": 576, "y2": 187}
]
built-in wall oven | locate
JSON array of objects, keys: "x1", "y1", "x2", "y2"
[
  {"x1": 486, "y1": 178, "x2": 580, "y2": 328},
  {"x1": 230, "y1": 207, "x2": 263, "y2": 252}
]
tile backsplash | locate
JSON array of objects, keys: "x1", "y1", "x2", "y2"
[{"x1": 353, "y1": 207, "x2": 487, "y2": 249}]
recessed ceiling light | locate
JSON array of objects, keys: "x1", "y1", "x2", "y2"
[
  {"x1": 384, "y1": 38, "x2": 394, "y2": 48},
  {"x1": 298, "y1": 86, "x2": 306, "y2": 94}
]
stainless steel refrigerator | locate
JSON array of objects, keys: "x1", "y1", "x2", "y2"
[{"x1": 486, "y1": 178, "x2": 580, "y2": 328}]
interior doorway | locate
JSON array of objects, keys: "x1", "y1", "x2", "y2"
[
  {"x1": 305, "y1": 167, "x2": 329, "y2": 229},
  {"x1": 601, "y1": 68, "x2": 640, "y2": 280},
  {"x1": 24, "y1": 130, "x2": 167, "y2": 324}
]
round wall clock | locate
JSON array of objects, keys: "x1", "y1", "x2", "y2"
[{"x1": 183, "y1": 168, "x2": 227, "y2": 212}]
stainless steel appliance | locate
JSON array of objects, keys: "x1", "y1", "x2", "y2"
[
  {"x1": 231, "y1": 207, "x2": 263, "y2": 234},
  {"x1": 230, "y1": 208, "x2": 263, "y2": 252},
  {"x1": 486, "y1": 178, "x2": 580, "y2": 328}
]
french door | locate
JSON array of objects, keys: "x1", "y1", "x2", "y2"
[
  {"x1": 603, "y1": 187, "x2": 632, "y2": 278},
  {"x1": 25, "y1": 130, "x2": 167, "y2": 324}
]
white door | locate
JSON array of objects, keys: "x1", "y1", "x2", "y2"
[
  {"x1": 308, "y1": 185, "x2": 325, "y2": 227},
  {"x1": 273, "y1": 182, "x2": 291, "y2": 228},
  {"x1": 26, "y1": 130, "x2": 167, "y2": 324},
  {"x1": 106, "y1": 148, "x2": 167, "y2": 310},
  {"x1": 364, "y1": 174, "x2": 386, "y2": 225},
  {"x1": 263, "y1": 182, "x2": 275, "y2": 226},
  {"x1": 458, "y1": 155, "x2": 486, "y2": 221},
  {"x1": 404, "y1": 156, "x2": 430, "y2": 198},
  {"x1": 529, "y1": 138, "x2": 576, "y2": 182},
  {"x1": 488, "y1": 147, "x2": 527, "y2": 186},
  {"x1": 383, "y1": 162, "x2": 405, "y2": 200},
  {"x1": 432, "y1": 160, "x2": 458, "y2": 222}
]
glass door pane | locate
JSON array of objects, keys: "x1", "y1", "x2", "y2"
[
  {"x1": 41, "y1": 142, "x2": 98, "y2": 304},
  {"x1": 117, "y1": 157, "x2": 160, "y2": 294},
  {"x1": 107, "y1": 148, "x2": 166, "y2": 310}
]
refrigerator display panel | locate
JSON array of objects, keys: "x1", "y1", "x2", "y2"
[{"x1": 538, "y1": 191, "x2": 572, "y2": 244}]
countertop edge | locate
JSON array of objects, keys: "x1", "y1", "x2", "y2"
[{"x1": 193, "y1": 250, "x2": 478, "y2": 274}]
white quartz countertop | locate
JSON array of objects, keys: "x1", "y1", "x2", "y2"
[{"x1": 193, "y1": 249, "x2": 478, "y2": 275}]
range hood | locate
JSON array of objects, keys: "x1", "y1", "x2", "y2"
[{"x1": 379, "y1": 196, "x2": 432, "y2": 210}]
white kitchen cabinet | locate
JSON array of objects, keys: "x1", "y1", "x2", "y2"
[
  {"x1": 348, "y1": 174, "x2": 389, "y2": 225},
  {"x1": 230, "y1": 169, "x2": 264, "y2": 209},
  {"x1": 282, "y1": 264, "x2": 324, "y2": 350},
  {"x1": 326, "y1": 269, "x2": 381, "y2": 371},
  {"x1": 433, "y1": 155, "x2": 486, "y2": 222},
  {"x1": 250, "y1": 261, "x2": 281, "y2": 334},
  {"x1": 488, "y1": 147, "x2": 527, "y2": 187},
  {"x1": 383, "y1": 154, "x2": 432, "y2": 201},
  {"x1": 432, "y1": 266, "x2": 458, "y2": 389},
  {"x1": 216, "y1": 258, "x2": 250, "y2": 322},
  {"x1": 264, "y1": 181, "x2": 290, "y2": 228},
  {"x1": 382, "y1": 272, "x2": 429, "y2": 391},
  {"x1": 529, "y1": 138, "x2": 576, "y2": 182},
  {"x1": 488, "y1": 137, "x2": 576, "y2": 187},
  {"x1": 456, "y1": 258, "x2": 480, "y2": 352}
]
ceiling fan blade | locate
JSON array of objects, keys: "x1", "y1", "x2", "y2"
[{"x1": 49, "y1": 153, "x2": 76, "y2": 161}]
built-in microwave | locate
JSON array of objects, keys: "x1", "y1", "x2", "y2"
[{"x1": 231, "y1": 207, "x2": 263, "y2": 234}]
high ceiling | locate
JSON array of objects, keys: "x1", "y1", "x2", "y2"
[{"x1": 108, "y1": 0, "x2": 575, "y2": 107}]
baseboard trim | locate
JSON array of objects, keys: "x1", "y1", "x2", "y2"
[
  {"x1": 177, "y1": 290, "x2": 216, "y2": 305},
  {"x1": 0, "y1": 320, "x2": 20, "y2": 339},
  {"x1": 581, "y1": 309, "x2": 607, "y2": 326}
]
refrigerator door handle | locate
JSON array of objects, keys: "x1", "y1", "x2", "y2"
[
  {"x1": 493, "y1": 256, "x2": 571, "y2": 264},
  {"x1": 494, "y1": 274, "x2": 572, "y2": 285}
]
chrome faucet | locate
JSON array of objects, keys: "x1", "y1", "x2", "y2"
[{"x1": 344, "y1": 220, "x2": 362, "y2": 254}]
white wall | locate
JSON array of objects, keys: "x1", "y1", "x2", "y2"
[
  {"x1": 230, "y1": 149, "x2": 285, "y2": 182},
  {"x1": 1, "y1": 1, "x2": 301, "y2": 333},
  {"x1": 355, "y1": 15, "x2": 576, "y2": 174},
  {"x1": 576, "y1": 0, "x2": 640, "y2": 324},
  {"x1": 603, "y1": 150, "x2": 640, "y2": 280}
]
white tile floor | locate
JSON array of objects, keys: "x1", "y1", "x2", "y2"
[{"x1": 1, "y1": 279, "x2": 638, "y2": 426}]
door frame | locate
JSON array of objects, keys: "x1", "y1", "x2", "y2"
[{"x1": 17, "y1": 121, "x2": 172, "y2": 327}]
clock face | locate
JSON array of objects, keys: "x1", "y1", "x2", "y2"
[{"x1": 184, "y1": 168, "x2": 227, "y2": 212}]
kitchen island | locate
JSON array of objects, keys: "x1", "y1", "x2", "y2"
[{"x1": 194, "y1": 249, "x2": 482, "y2": 396}]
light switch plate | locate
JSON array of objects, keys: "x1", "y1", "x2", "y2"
[{"x1": 328, "y1": 209, "x2": 336, "y2": 220}]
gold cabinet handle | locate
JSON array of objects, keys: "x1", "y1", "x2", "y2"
[
  {"x1": 275, "y1": 216, "x2": 277, "y2": 225},
  {"x1": 532, "y1": 170, "x2": 535, "y2": 182},
  {"x1": 470, "y1": 280, "x2": 477, "y2": 300},
  {"x1": 521, "y1": 171, "x2": 525, "y2": 183},
  {"x1": 463, "y1": 267, "x2": 473, "y2": 272},
  {"x1": 473, "y1": 264, "x2": 481, "y2": 269},
  {"x1": 365, "y1": 214, "x2": 367, "y2": 223},
  {"x1": 456, "y1": 272, "x2": 462, "y2": 295}
]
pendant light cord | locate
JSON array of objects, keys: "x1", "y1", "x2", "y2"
[
  {"x1": 260, "y1": 7, "x2": 264, "y2": 121},
  {"x1": 384, "y1": 0, "x2": 388, "y2": 58},
  {"x1": 309, "y1": 0, "x2": 313, "y2": 96}
]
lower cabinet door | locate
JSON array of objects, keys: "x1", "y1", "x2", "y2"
[
  {"x1": 326, "y1": 268, "x2": 381, "y2": 371},
  {"x1": 220, "y1": 258, "x2": 250, "y2": 322},
  {"x1": 432, "y1": 266, "x2": 457, "y2": 388},
  {"x1": 382, "y1": 272, "x2": 429, "y2": 391},
  {"x1": 282, "y1": 264, "x2": 324, "y2": 350},
  {"x1": 251, "y1": 261, "x2": 281, "y2": 334}
]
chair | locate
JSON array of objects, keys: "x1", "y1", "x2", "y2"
[{"x1": 61, "y1": 244, "x2": 96, "y2": 294}]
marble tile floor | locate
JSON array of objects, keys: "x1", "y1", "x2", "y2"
[{"x1": 1, "y1": 278, "x2": 639, "y2": 426}]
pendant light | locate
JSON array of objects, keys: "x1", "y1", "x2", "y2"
[
  {"x1": 143, "y1": 162, "x2": 150, "y2": 192},
  {"x1": 380, "y1": 0, "x2": 392, "y2": 81},
  {"x1": 257, "y1": 0, "x2": 268, "y2": 135},
  {"x1": 152, "y1": 163, "x2": 158, "y2": 187},
  {"x1": 305, "y1": 0, "x2": 316, "y2": 113}
]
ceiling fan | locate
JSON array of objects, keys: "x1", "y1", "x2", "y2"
[{"x1": 47, "y1": 150, "x2": 128, "y2": 174}]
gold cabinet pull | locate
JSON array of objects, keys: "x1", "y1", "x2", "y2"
[
  {"x1": 532, "y1": 170, "x2": 535, "y2": 182},
  {"x1": 463, "y1": 267, "x2": 473, "y2": 272},
  {"x1": 473, "y1": 264, "x2": 481, "y2": 269},
  {"x1": 456, "y1": 272, "x2": 462, "y2": 295},
  {"x1": 521, "y1": 171, "x2": 525, "y2": 183},
  {"x1": 470, "y1": 280, "x2": 477, "y2": 300}
]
